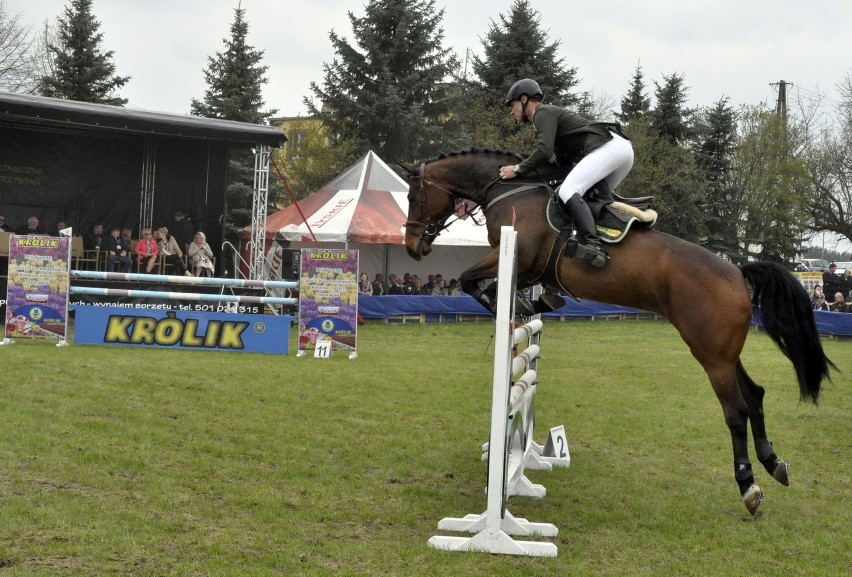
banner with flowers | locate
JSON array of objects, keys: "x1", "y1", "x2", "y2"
[
  {"x1": 297, "y1": 249, "x2": 358, "y2": 358},
  {"x1": 4, "y1": 235, "x2": 70, "y2": 340}
]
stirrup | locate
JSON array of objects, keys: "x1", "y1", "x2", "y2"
[{"x1": 564, "y1": 237, "x2": 608, "y2": 268}]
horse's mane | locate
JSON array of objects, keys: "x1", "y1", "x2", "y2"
[{"x1": 424, "y1": 147, "x2": 525, "y2": 164}]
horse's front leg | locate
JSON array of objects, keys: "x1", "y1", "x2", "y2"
[
  {"x1": 460, "y1": 249, "x2": 500, "y2": 313},
  {"x1": 460, "y1": 249, "x2": 536, "y2": 316}
]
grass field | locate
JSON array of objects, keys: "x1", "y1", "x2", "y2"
[{"x1": 0, "y1": 320, "x2": 849, "y2": 576}]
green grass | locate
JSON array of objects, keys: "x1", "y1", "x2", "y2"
[{"x1": 0, "y1": 321, "x2": 849, "y2": 576}]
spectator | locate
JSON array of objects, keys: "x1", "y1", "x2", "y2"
[
  {"x1": 359, "y1": 272, "x2": 373, "y2": 295},
  {"x1": 840, "y1": 269, "x2": 852, "y2": 300},
  {"x1": 423, "y1": 274, "x2": 436, "y2": 293},
  {"x1": 83, "y1": 223, "x2": 105, "y2": 252},
  {"x1": 0, "y1": 213, "x2": 11, "y2": 232},
  {"x1": 371, "y1": 273, "x2": 385, "y2": 295},
  {"x1": 431, "y1": 278, "x2": 448, "y2": 296},
  {"x1": 829, "y1": 292, "x2": 849, "y2": 312},
  {"x1": 388, "y1": 274, "x2": 406, "y2": 295},
  {"x1": 822, "y1": 264, "x2": 842, "y2": 302},
  {"x1": 810, "y1": 285, "x2": 824, "y2": 305},
  {"x1": 104, "y1": 226, "x2": 132, "y2": 272},
  {"x1": 172, "y1": 211, "x2": 195, "y2": 253},
  {"x1": 133, "y1": 227, "x2": 160, "y2": 273},
  {"x1": 15, "y1": 216, "x2": 43, "y2": 235},
  {"x1": 812, "y1": 292, "x2": 829, "y2": 311},
  {"x1": 155, "y1": 227, "x2": 191, "y2": 276},
  {"x1": 408, "y1": 277, "x2": 427, "y2": 295},
  {"x1": 121, "y1": 227, "x2": 133, "y2": 245},
  {"x1": 55, "y1": 220, "x2": 68, "y2": 236},
  {"x1": 188, "y1": 231, "x2": 215, "y2": 277},
  {"x1": 448, "y1": 278, "x2": 461, "y2": 296}
]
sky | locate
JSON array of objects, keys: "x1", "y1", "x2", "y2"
[{"x1": 6, "y1": 0, "x2": 852, "y2": 121}]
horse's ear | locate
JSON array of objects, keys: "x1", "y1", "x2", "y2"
[{"x1": 393, "y1": 162, "x2": 418, "y2": 178}]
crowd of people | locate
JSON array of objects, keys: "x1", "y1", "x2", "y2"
[
  {"x1": 359, "y1": 271, "x2": 488, "y2": 297},
  {"x1": 0, "y1": 211, "x2": 214, "y2": 277},
  {"x1": 812, "y1": 263, "x2": 852, "y2": 312}
]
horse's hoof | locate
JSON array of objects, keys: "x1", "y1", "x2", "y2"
[
  {"x1": 743, "y1": 484, "x2": 763, "y2": 516},
  {"x1": 514, "y1": 296, "x2": 536, "y2": 316},
  {"x1": 773, "y1": 460, "x2": 790, "y2": 486}
]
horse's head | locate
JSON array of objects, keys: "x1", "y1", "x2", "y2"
[
  {"x1": 399, "y1": 161, "x2": 459, "y2": 260},
  {"x1": 399, "y1": 150, "x2": 522, "y2": 260}
]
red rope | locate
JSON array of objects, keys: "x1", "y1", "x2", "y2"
[{"x1": 269, "y1": 155, "x2": 322, "y2": 248}]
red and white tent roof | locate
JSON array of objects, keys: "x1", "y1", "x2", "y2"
[{"x1": 248, "y1": 151, "x2": 490, "y2": 247}]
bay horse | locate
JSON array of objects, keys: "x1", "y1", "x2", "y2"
[{"x1": 400, "y1": 149, "x2": 835, "y2": 516}]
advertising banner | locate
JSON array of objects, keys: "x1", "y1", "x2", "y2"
[
  {"x1": 297, "y1": 249, "x2": 358, "y2": 358},
  {"x1": 73, "y1": 306, "x2": 294, "y2": 354},
  {"x1": 4, "y1": 235, "x2": 70, "y2": 340}
]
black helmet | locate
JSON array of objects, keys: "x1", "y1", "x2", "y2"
[{"x1": 504, "y1": 79, "x2": 543, "y2": 106}]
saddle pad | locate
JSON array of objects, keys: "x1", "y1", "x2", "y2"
[{"x1": 546, "y1": 199, "x2": 658, "y2": 244}]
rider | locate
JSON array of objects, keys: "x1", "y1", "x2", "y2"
[{"x1": 499, "y1": 78, "x2": 634, "y2": 268}]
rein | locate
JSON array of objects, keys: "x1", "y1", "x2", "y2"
[{"x1": 404, "y1": 163, "x2": 495, "y2": 240}]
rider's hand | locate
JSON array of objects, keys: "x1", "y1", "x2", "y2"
[{"x1": 499, "y1": 164, "x2": 519, "y2": 179}]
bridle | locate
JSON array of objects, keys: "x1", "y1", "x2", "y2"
[{"x1": 404, "y1": 163, "x2": 493, "y2": 242}]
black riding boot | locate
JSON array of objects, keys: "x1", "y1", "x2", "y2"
[{"x1": 563, "y1": 195, "x2": 608, "y2": 268}]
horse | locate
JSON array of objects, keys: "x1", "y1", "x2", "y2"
[{"x1": 399, "y1": 149, "x2": 835, "y2": 516}]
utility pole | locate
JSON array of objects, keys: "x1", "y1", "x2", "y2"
[{"x1": 770, "y1": 80, "x2": 791, "y2": 117}]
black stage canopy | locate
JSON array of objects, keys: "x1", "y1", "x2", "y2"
[{"x1": 0, "y1": 92, "x2": 286, "y2": 272}]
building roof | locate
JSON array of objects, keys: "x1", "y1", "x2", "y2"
[{"x1": 0, "y1": 91, "x2": 286, "y2": 147}]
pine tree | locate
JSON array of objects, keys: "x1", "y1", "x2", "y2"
[
  {"x1": 190, "y1": 6, "x2": 278, "y2": 261},
  {"x1": 471, "y1": 0, "x2": 579, "y2": 107},
  {"x1": 693, "y1": 98, "x2": 741, "y2": 258},
  {"x1": 39, "y1": 0, "x2": 129, "y2": 105},
  {"x1": 649, "y1": 73, "x2": 692, "y2": 144},
  {"x1": 306, "y1": 0, "x2": 460, "y2": 162},
  {"x1": 617, "y1": 63, "x2": 651, "y2": 124}
]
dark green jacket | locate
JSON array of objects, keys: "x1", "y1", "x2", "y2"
[{"x1": 516, "y1": 104, "x2": 612, "y2": 173}]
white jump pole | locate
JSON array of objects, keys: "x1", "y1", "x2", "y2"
[{"x1": 428, "y1": 225, "x2": 562, "y2": 557}]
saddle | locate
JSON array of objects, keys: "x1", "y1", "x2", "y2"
[{"x1": 530, "y1": 163, "x2": 658, "y2": 243}]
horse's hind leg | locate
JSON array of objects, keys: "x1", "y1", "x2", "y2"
[{"x1": 736, "y1": 361, "x2": 790, "y2": 486}]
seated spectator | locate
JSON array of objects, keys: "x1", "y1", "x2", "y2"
[
  {"x1": 55, "y1": 220, "x2": 69, "y2": 236},
  {"x1": 104, "y1": 226, "x2": 132, "y2": 272},
  {"x1": 155, "y1": 227, "x2": 191, "y2": 276},
  {"x1": 121, "y1": 227, "x2": 133, "y2": 245},
  {"x1": 829, "y1": 292, "x2": 849, "y2": 312},
  {"x1": 423, "y1": 274, "x2": 436, "y2": 293},
  {"x1": 371, "y1": 273, "x2": 385, "y2": 295},
  {"x1": 448, "y1": 278, "x2": 461, "y2": 296},
  {"x1": 812, "y1": 293, "x2": 829, "y2": 311},
  {"x1": 810, "y1": 285, "x2": 824, "y2": 304},
  {"x1": 359, "y1": 272, "x2": 373, "y2": 295},
  {"x1": 188, "y1": 231, "x2": 215, "y2": 277},
  {"x1": 388, "y1": 274, "x2": 406, "y2": 295},
  {"x1": 15, "y1": 216, "x2": 43, "y2": 235},
  {"x1": 431, "y1": 278, "x2": 448, "y2": 296},
  {"x1": 133, "y1": 228, "x2": 160, "y2": 273},
  {"x1": 0, "y1": 213, "x2": 11, "y2": 232},
  {"x1": 83, "y1": 223, "x2": 105, "y2": 252},
  {"x1": 407, "y1": 277, "x2": 427, "y2": 295}
]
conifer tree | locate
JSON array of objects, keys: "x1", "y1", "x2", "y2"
[
  {"x1": 693, "y1": 98, "x2": 742, "y2": 258},
  {"x1": 191, "y1": 6, "x2": 278, "y2": 261},
  {"x1": 40, "y1": 0, "x2": 129, "y2": 105},
  {"x1": 649, "y1": 73, "x2": 692, "y2": 144},
  {"x1": 617, "y1": 63, "x2": 651, "y2": 124},
  {"x1": 306, "y1": 0, "x2": 460, "y2": 162},
  {"x1": 471, "y1": 0, "x2": 578, "y2": 107}
]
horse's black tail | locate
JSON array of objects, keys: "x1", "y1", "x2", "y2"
[{"x1": 741, "y1": 262, "x2": 836, "y2": 404}]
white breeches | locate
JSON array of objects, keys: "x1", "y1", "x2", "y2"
[{"x1": 557, "y1": 132, "x2": 634, "y2": 202}]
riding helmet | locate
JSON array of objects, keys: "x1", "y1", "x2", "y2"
[{"x1": 504, "y1": 78, "x2": 543, "y2": 106}]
